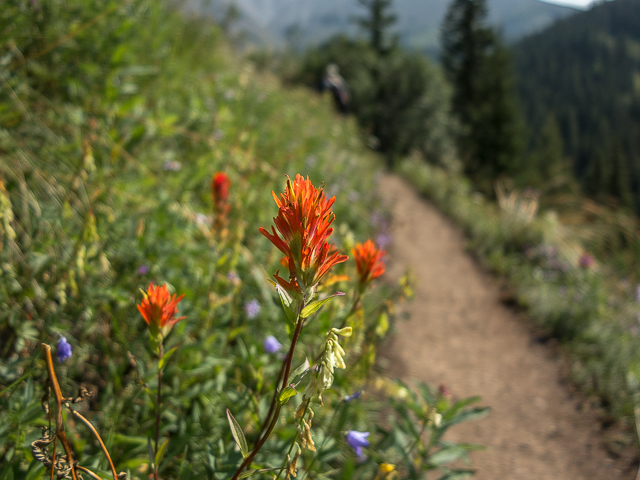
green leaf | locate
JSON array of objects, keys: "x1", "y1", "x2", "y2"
[
  {"x1": 441, "y1": 407, "x2": 490, "y2": 430},
  {"x1": 429, "y1": 446, "x2": 467, "y2": 466},
  {"x1": 147, "y1": 436, "x2": 155, "y2": 468},
  {"x1": 436, "y1": 469, "x2": 475, "y2": 480},
  {"x1": 274, "y1": 283, "x2": 297, "y2": 323},
  {"x1": 0, "y1": 465, "x2": 14, "y2": 480},
  {"x1": 290, "y1": 358, "x2": 310, "y2": 386},
  {"x1": 155, "y1": 438, "x2": 170, "y2": 466},
  {"x1": 159, "y1": 347, "x2": 178, "y2": 370},
  {"x1": 226, "y1": 409, "x2": 249, "y2": 458},
  {"x1": 277, "y1": 385, "x2": 299, "y2": 404},
  {"x1": 301, "y1": 292, "x2": 345, "y2": 319}
]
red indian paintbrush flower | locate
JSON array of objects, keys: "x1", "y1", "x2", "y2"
[
  {"x1": 137, "y1": 283, "x2": 185, "y2": 337},
  {"x1": 212, "y1": 172, "x2": 231, "y2": 212},
  {"x1": 260, "y1": 174, "x2": 348, "y2": 296},
  {"x1": 212, "y1": 172, "x2": 231, "y2": 232},
  {"x1": 352, "y1": 239, "x2": 385, "y2": 288}
]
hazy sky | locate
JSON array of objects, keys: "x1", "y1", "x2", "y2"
[{"x1": 539, "y1": 0, "x2": 603, "y2": 8}]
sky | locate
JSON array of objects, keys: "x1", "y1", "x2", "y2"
[{"x1": 538, "y1": 0, "x2": 604, "y2": 9}]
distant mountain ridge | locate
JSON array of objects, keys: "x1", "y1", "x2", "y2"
[
  {"x1": 514, "y1": 0, "x2": 640, "y2": 211},
  {"x1": 195, "y1": 0, "x2": 578, "y2": 51}
]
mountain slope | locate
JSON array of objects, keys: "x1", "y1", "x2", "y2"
[
  {"x1": 514, "y1": 0, "x2": 640, "y2": 211},
  {"x1": 199, "y1": 0, "x2": 577, "y2": 51}
]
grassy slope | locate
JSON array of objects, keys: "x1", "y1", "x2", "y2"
[
  {"x1": 2, "y1": 2, "x2": 492, "y2": 480},
  {"x1": 0, "y1": 1, "x2": 392, "y2": 477}
]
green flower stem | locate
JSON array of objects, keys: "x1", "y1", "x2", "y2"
[
  {"x1": 154, "y1": 343, "x2": 163, "y2": 480},
  {"x1": 273, "y1": 398, "x2": 311, "y2": 480},
  {"x1": 231, "y1": 313, "x2": 305, "y2": 480}
]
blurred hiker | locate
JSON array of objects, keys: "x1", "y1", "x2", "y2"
[{"x1": 321, "y1": 64, "x2": 350, "y2": 114}]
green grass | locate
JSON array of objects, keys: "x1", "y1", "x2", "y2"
[{"x1": 0, "y1": 1, "x2": 487, "y2": 479}]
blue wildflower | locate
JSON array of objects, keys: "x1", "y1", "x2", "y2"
[
  {"x1": 137, "y1": 265, "x2": 149, "y2": 275},
  {"x1": 345, "y1": 430, "x2": 369, "y2": 458},
  {"x1": 245, "y1": 299, "x2": 261, "y2": 320},
  {"x1": 57, "y1": 337, "x2": 72, "y2": 362},
  {"x1": 344, "y1": 391, "x2": 362, "y2": 402},
  {"x1": 263, "y1": 335, "x2": 282, "y2": 354}
]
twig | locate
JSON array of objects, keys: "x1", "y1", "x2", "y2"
[
  {"x1": 42, "y1": 344, "x2": 79, "y2": 480},
  {"x1": 70, "y1": 410, "x2": 119, "y2": 480}
]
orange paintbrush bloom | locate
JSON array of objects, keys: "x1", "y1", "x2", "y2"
[
  {"x1": 352, "y1": 240, "x2": 385, "y2": 288},
  {"x1": 137, "y1": 283, "x2": 185, "y2": 337},
  {"x1": 211, "y1": 172, "x2": 231, "y2": 213},
  {"x1": 212, "y1": 172, "x2": 231, "y2": 232},
  {"x1": 260, "y1": 174, "x2": 348, "y2": 296}
]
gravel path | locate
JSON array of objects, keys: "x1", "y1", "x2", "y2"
[{"x1": 378, "y1": 173, "x2": 632, "y2": 480}]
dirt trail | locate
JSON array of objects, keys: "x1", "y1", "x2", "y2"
[{"x1": 378, "y1": 174, "x2": 632, "y2": 480}]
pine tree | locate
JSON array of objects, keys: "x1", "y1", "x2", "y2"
[
  {"x1": 354, "y1": 0, "x2": 398, "y2": 56},
  {"x1": 441, "y1": 0, "x2": 524, "y2": 184}
]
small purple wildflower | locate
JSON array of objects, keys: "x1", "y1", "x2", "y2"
[
  {"x1": 57, "y1": 337, "x2": 72, "y2": 362},
  {"x1": 344, "y1": 391, "x2": 362, "y2": 402},
  {"x1": 245, "y1": 299, "x2": 261, "y2": 320},
  {"x1": 163, "y1": 160, "x2": 182, "y2": 172},
  {"x1": 375, "y1": 233, "x2": 392, "y2": 250},
  {"x1": 137, "y1": 265, "x2": 149, "y2": 275},
  {"x1": 264, "y1": 335, "x2": 282, "y2": 354},
  {"x1": 345, "y1": 430, "x2": 369, "y2": 458},
  {"x1": 579, "y1": 254, "x2": 594, "y2": 269}
]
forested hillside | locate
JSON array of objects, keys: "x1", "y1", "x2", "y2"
[{"x1": 515, "y1": 0, "x2": 640, "y2": 212}]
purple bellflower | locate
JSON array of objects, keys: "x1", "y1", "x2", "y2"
[
  {"x1": 264, "y1": 335, "x2": 282, "y2": 354},
  {"x1": 245, "y1": 299, "x2": 261, "y2": 320},
  {"x1": 344, "y1": 391, "x2": 362, "y2": 402},
  {"x1": 57, "y1": 337, "x2": 72, "y2": 362},
  {"x1": 345, "y1": 430, "x2": 369, "y2": 458}
]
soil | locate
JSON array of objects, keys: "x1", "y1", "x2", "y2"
[{"x1": 377, "y1": 173, "x2": 637, "y2": 480}]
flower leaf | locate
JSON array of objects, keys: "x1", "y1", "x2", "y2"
[
  {"x1": 273, "y1": 282, "x2": 297, "y2": 323},
  {"x1": 154, "y1": 438, "x2": 170, "y2": 467},
  {"x1": 226, "y1": 409, "x2": 249, "y2": 458},
  {"x1": 300, "y1": 292, "x2": 345, "y2": 319},
  {"x1": 147, "y1": 437, "x2": 155, "y2": 468},
  {"x1": 289, "y1": 358, "x2": 310, "y2": 386},
  {"x1": 277, "y1": 385, "x2": 299, "y2": 404},
  {"x1": 159, "y1": 346, "x2": 178, "y2": 371}
]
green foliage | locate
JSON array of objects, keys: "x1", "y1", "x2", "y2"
[
  {"x1": 354, "y1": 0, "x2": 399, "y2": 56},
  {"x1": 0, "y1": 0, "x2": 486, "y2": 478},
  {"x1": 441, "y1": 0, "x2": 525, "y2": 186},
  {"x1": 514, "y1": 0, "x2": 640, "y2": 212},
  {"x1": 295, "y1": 35, "x2": 458, "y2": 167}
]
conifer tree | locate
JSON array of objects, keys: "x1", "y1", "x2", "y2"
[
  {"x1": 354, "y1": 0, "x2": 398, "y2": 55},
  {"x1": 441, "y1": 0, "x2": 524, "y2": 184}
]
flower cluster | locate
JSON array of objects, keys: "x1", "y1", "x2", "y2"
[
  {"x1": 137, "y1": 283, "x2": 185, "y2": 339},
  {"x1": 260, "y1": 175, "x2": 348, "y2": 298},
  {"x1": 57, "y1": 337, "x2": 72, "y2": 362},
  {"x1": 352, "y1": 239, "x2": 385, "y2": 289},
  {"x1": 304, "y1": 327, "x2": 351, "y2": 403}
]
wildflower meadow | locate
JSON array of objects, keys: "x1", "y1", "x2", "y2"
[{"x1": 0, "y1": 1, "x2": 488, "y2": 478}]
